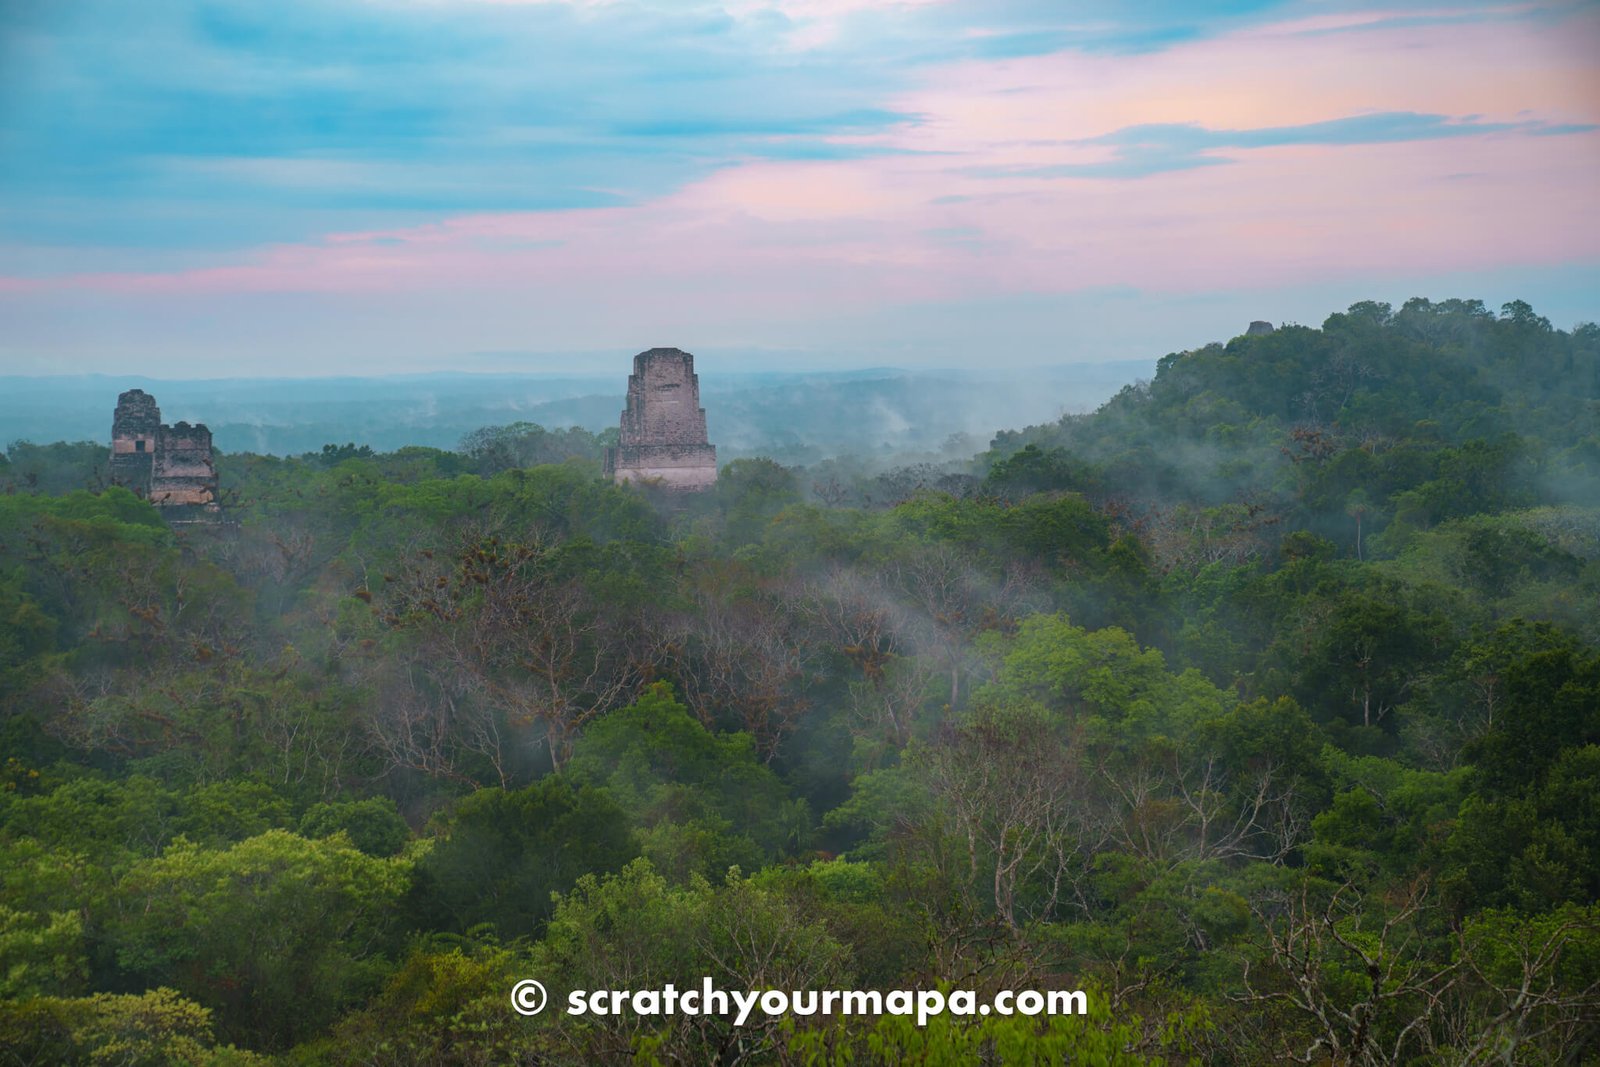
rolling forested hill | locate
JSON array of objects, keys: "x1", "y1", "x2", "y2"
[{"x1": 1, "y1": 298, "x2": 1597, "y2": 1064}]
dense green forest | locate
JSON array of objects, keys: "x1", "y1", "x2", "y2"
[{"x1": 2, "y1": 298, "x2": 1598, "y2": 1065}]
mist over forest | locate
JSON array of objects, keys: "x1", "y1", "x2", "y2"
[
  {"x1": 0, "y1": 361, "x2": 1151, "y2": 464},
  {"x1": 1, "y1": 297, "x2": 1598, "y2": 1064}
]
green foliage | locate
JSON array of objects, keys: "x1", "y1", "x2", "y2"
[
  {"x1": 0, "y1": 904, "x2": 86, "y2": 998},
  {"x1": 1466, "y1": 641, "x2": 1600, "y2": 795},
  {"x1": 1306, "y1": 750, "x2": 1468, "y2": 881},
  {"x1": 2, "y1": 296, "x2": 1597, "y2": 1060},
  {"x1": 0, "y1": 774, "x2": 311, "y2": 861},
  {"x1": 319, "y1": 944, "x2": 534, "y2": 1066},
  {"x1": 750, "y1": 858, "x2": 928, "y2": 986},
  {"x1": 409, "y1": 776, "x2": 636, "y2": 939},
  {"x1": 0, "y1": 441, "x2": 110, "y2": 496},
  {"x1": 566, "y1": 682, "x2": 812, "y2": 877},
  {"x1": 314, "y1": 442, "x2": 376, "y2": 466},
  {"x1": 458, "y1": 421, "x2": 606, "y2": 474},
  {"x1": 108, "y1": 830, "x2": 411, "y2": 1048},
  {"x1": 715, "y1": 456, "x2": 805, "y2": 546},
  {"x1": 1289, "y1": 587, "x2": 1453, "y2": 740},
  {"x1": 0, "y1": 986, "x2": 265, "y2": 1066},
  {"x1": 981, "y1": 613, "x2": 1231, "y2": 738},
  {"x1": 299, "y1": 797, "x2": 412, "y2": 857},
  {"x1": 530, "y1": 858, "x2": 852, "y2": 1063},
  {"x1": 983, "y1": 443, "x2": 1100, "y2": 498},
  {"x1": 0, "y1": 574, "x2": 55, "y2": 698},
  {"x1": 782, "y1": 987, "x2": 1204, "y2": 1066}
]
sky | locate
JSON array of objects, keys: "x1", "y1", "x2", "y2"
[{"x1": 0, "y1": 0, "x2": 1596, "y2": 377}]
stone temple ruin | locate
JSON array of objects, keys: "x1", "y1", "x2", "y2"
[
  {"x1": 110, "y1": 389, "x2": 221, "y2": 520},
  {"x1": 603, "y1": 348, "x2": 718, "y2": 491}
]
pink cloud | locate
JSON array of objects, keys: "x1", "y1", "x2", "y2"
[
  {"x1": 5, "y1": 3, "x2": 1596, "y2": 314},
  {"x1": 873, "y1": 5, "x2": 1600, "y2": 146}
]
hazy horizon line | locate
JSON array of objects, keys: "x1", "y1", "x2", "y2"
[{"x1": 0, "y1": 358, "x2": 1160, "y2": 386}]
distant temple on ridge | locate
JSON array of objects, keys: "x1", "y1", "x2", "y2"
[
  {"x1": 109, "y1": 389, "x2": 221, "y2": 520},
  {"x1": 603, "y1": 348, "x2": 718, "y2": 491}
]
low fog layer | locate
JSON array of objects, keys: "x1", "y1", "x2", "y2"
[{"x1": 0, "y1": 362, "x2": 1154, "y2": 462}]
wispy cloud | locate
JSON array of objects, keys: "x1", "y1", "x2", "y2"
[
  {"x1": 0, "y1": 0, "x2": 1595, "y2": 375},
  {"x1": 0, "y1": 0, "x2": 920, "y2": 249},
  {"x1": 977, "y1": 111, "x2": 1597, "y2": 179}
]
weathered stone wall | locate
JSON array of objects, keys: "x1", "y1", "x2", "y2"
[
  {"x1": 604, "y1": 348, "x2": 718, "y2": 490},
  {"x1": 109, "y1": 389, "x2": 161, "y2": 491},
  {"x1": 607, "y1": 442, "x2": 720, "y2": 489},
  {"x1": 110, "y1": 390, "x2": 220, "y2": 515},
  {"x1": 151, "y1": 421, "x2": 218, "y2": 506}
]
